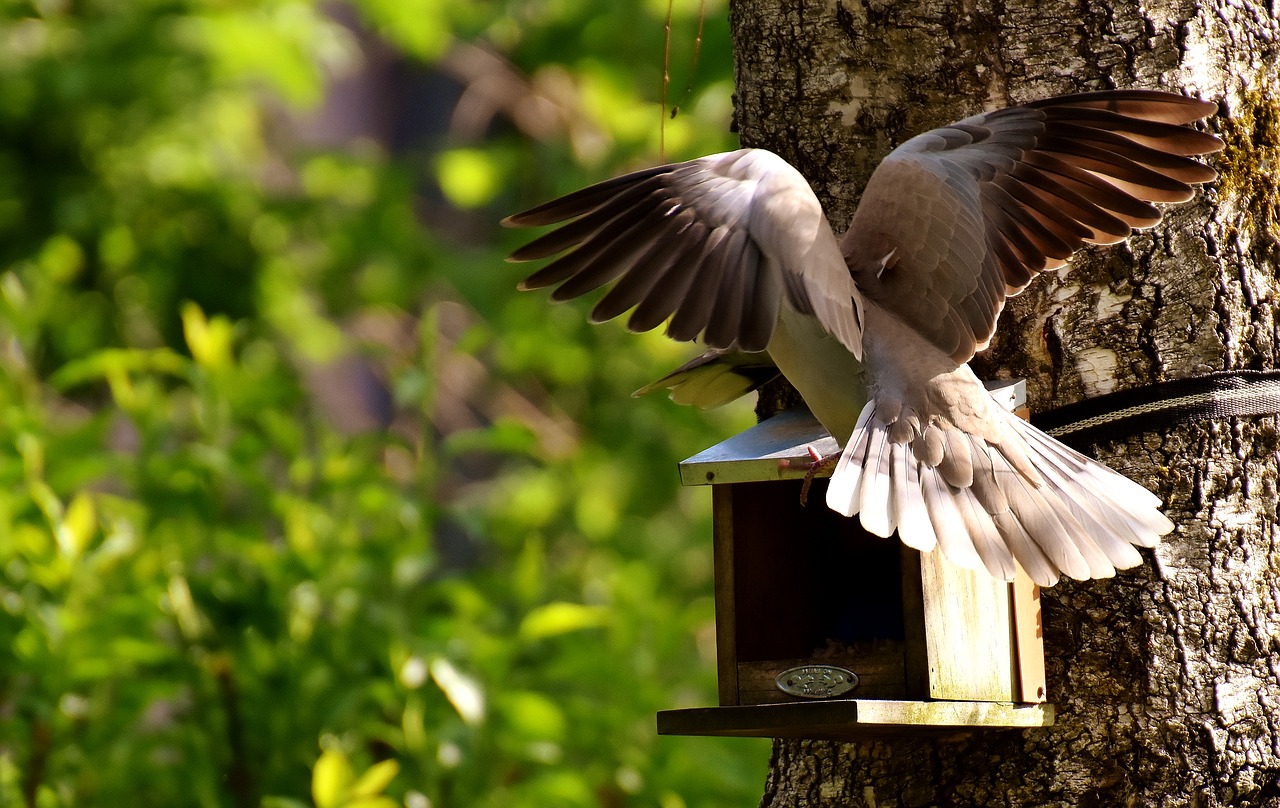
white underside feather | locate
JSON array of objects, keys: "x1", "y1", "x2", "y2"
[
  {"x1": 859, "y1": 422, "x2": 895, "y2": 537},
  {"x1": 919, "y1": 465, "x2": 984, "y2": 570},
  {"x1": 825, "y1": 400, "x2": 877, "y2": 517},
  {"x1": 894, "y1": 443, "x2": 938, "y2": 551}
]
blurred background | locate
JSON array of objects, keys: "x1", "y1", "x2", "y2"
[{"x1": 0, "y1": 1, "x2": 771, "y2": 806}]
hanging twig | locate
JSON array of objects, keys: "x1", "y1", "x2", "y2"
[
  {"x1": 661, "y1": 0, "x2": 674, "y2": 160},
  {"x1": 662, "y1": 0, "x2": 708, "y2": 156},
  {"x1": 682, "y1": 0, "x2": 707, "y2": 112}
]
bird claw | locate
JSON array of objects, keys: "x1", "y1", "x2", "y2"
[{"x1": 779, "y1": 444, "x2": 840, "y2": 506}]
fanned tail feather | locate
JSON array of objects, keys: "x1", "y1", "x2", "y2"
[
  {"x1": 824, "y1": 400, "x2": 877, "y2": 513},
  {"x1": 917, "y1": 464, "x2": 985, "y2": 570},
  {"x1": 826, "y1": 396, "x2": 1174, "y2": 586}
]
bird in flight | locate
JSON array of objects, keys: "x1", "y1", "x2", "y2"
[{"x1": 504, "y1": 89, "x2": 1222, "y2": 587}]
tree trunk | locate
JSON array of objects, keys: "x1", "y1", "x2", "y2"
[{"x1": 731, "y1": 0, "x2": 1280, "y2": 804}]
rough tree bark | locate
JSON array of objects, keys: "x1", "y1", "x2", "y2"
[{"x1": 731, "y1": 0, "x2": 1280, "y2": 805}]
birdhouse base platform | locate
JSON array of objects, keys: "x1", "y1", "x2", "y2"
[{"x1": 657, "y1": 699, "x2": 1054, "y2": 741}]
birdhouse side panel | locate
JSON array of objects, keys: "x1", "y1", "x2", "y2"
[{"x1": 918, "y1": 550, "x2": 1016, "y2": 702}]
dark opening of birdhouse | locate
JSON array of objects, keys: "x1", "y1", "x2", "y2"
[{"x1": 718, "y1": 479, "x2": 910, "y2": 695}]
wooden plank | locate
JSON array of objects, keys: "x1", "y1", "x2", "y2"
[
  {"x1": 659, "y1": 701, "x2": 866, "y2": 738},
  {"x1": 1011, "y1": 566, "x2": 1048, "y2": 703},
  {"x1": 899, "y1": 547, "x2": 931, "y2": 700},
  {"x1": 712, "y1": 485, "x2": 739, "y2": 706},
  {"x1": 656, "y1": 699, "x2": 1054, "y2": 740},
  {"x1": 918, "y1": 550, "x2": 1016, "y2": 702},
  {"x1": 854, "y1": 698, "x2": 1051, "y2": 728},
  {"x1": 1007, "y1": 381, "x2": 1046, "y2": 703}
]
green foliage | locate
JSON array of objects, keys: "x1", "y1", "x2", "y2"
[{"x1": 0, "y1": 0, "x2": 768, "y2": 806}]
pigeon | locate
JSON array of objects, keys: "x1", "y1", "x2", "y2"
[{"x1": 504, "y1": 89, "x2": 1222, "y2": 586}]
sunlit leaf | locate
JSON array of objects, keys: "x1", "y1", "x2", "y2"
[
  {"x1": 190, "y1": 5, "x2": 352, "y2": 106},
  {"x1": 436, "y1": 148, "x2": 503, "y2": 210},
  {"x1": 165, "y1": 575, "x2": 205, "y2": 641},
  {"x1": 312, "y1": 749, "x2": 356, "y2": 808},
  {"x1": 56, "y1": 493, "x2": 96, "y2": 561},
  {"x1": 181, "y1": 302, "x2": 235, "y2": 370},
  {"x1": 27, "y1": 479, "x2": 61, "y2": 527},
  {"x1": 402, "y1": 697, "x2": 428, "y2": 752},
  {"x1": 430, "y1": 657, "x2": 485, "y2": 725},
  {"x1": 519, "y1": 602, "x2": 609, "y2": 641},
  {"x1": 49, "y1": 348, "x2": 188, "y2": 391},
  {"x1": 361, "y1": 0, "x2": 452, "y2": 59},
  {"x1": 350, "y1": 759, "x2": 399, "y2": 798}
]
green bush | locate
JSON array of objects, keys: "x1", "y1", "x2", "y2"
[{"x1": 0, "y1": 1, "x2": 768, "y2": 806}]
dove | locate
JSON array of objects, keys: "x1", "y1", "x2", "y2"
[{"x1": 504, "y1": 89, "x2": 1222, "y2": 586}]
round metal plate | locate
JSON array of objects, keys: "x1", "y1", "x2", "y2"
[{"x1": 775, "y1": 664, "x2": 860, "y2": 699}]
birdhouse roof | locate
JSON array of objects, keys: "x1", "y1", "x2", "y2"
[{"x1": 678, "y1": 380, "x2": 1025, "y2": 487}]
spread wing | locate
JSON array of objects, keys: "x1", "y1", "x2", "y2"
[
  {"x1": 842, "y1": 89, "x2": 1223, "y2": 363},
  {"x1": 504, "y1": 149, "x2": 862, "y2": 356}
]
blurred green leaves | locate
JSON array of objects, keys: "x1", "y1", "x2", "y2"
[{"x1": 0, "y1": 0, "x2": 766, "y2": 806}]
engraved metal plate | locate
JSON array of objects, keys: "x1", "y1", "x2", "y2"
[{"x1": 775, "y1": 665, "x2": 859, "y2": 699}]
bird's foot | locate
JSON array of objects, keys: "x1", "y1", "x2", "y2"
[{"x1": 780, "y1": 444, "x2": 840, "y2": 506}]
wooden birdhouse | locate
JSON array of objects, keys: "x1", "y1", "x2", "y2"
[{"x1": 657, "y1": 380, "x2": 1054, "y2": 740}]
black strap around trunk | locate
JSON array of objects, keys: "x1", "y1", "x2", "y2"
[{"x1": 1030, "y1": 370, "x2": 1280, "y2": 449}]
